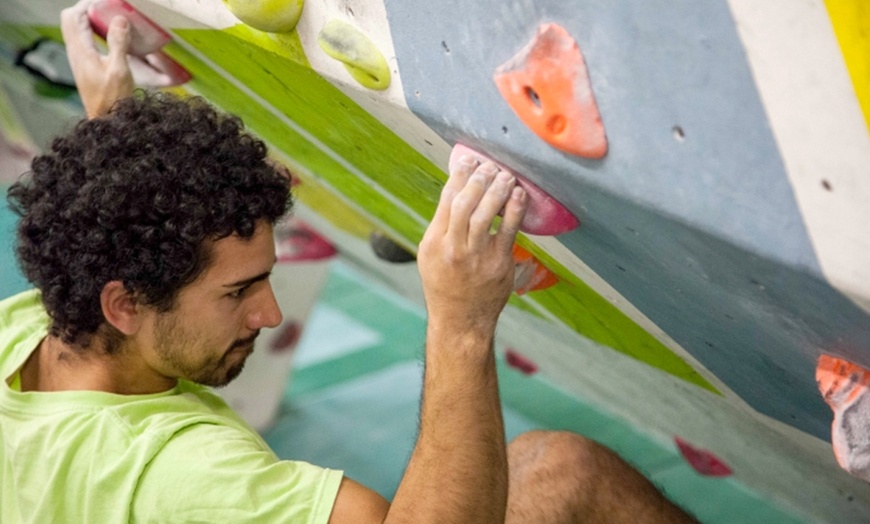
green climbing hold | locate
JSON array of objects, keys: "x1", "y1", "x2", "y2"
[
  {"x1": 317, "y1": 19, "x2": 391, "y2": 90},
  {"x1": 223, "y1": 0, "x2": 304, "y2": 34}
]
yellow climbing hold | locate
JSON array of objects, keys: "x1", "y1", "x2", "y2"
[
  {"x1": 223, "y1": 0, "x2": 304, "y2": 34},
  {"x1": 317, "y1": 19, "x2": 391, "y2": 91}
]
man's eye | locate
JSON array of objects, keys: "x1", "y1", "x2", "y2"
[{"x1": 228, "y1": 286, "x2": 249, "y2": 299}]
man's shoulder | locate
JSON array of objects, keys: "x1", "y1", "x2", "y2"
[
  {"x1": 0, "y1": 289, "x2": 47, "y2": 332},
  {"x1": 0, "y1": 289, "x2": 48, "y2": 374},
  {"x1": 109, "y1": 380, "x2": 255, "y2": 441}
]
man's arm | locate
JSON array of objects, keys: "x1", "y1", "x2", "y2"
[{"x1": 329, "y1": 158, "x2": 527, "y2": 522}]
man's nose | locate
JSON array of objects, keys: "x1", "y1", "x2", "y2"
[{"x1": 248, "y1": 283, "x2": 283, "y2": 330}]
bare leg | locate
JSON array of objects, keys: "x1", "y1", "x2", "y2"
[{"x1": 505, "y1": 431, "x2": 696, "y2": 524}]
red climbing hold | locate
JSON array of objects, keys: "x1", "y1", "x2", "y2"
[
  {"x1": 88, "y1": 0, "x2": 171, "y2": 57},
  {"x1": 449, "y1": 144, "x2": 580, "y2": 236},
  {"x1": 674, "y1": 437, "x2": 733, "y2": 477},
  {"x1": 505, "y1": 348, "x2": 539, "y2": 375},
  {"x1": 513, "y1": 244, "x2": 558, "y2": 294},
  {"x1": 270, "y1": 320, "x2": 301, "y2": 353},
  {"x1": 493, "y1": 23, "x2": 607, "y2": 159}
]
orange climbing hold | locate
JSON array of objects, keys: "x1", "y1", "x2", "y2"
[
  {"x1": 512, "y1": 244, "x2": 559, "y2": 294},
  {"x1": 816, "y1": 354, "x2": 870, "y2": 482},
  {"x1": 494, "y1": 23, "x2": 607, "y2": 159}
]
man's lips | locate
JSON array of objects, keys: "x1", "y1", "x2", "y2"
[{"x1": 227, "y1": 331, "x2": 260, "y2": 357}]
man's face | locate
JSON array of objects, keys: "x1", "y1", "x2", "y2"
[{"x1": 138, "y1": 220, "x2": 283, "y2": 388}]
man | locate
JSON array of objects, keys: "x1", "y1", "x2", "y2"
[{"x1": 0, "y1": 1, "x2": 695, "y2": 522}]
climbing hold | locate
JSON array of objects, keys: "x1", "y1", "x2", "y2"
[
  {"x1": 449, "y1": 144, "x2": 580, "y2": 236},
  {"x1": 223, "y1": 0, "x2": 304, "y2": 34},
  {"x1": 674, "y1": 437, "x2": 733, "y2": 477},
  {"x1": 87, "y1": 0, "x2": 171, "y2": 57},
  {"x1": 270, "y1": 320, "x2": 301, "y2": 353},
  {"x1": 370, "y1": 231, "x2": 416, "y2": 263},
  {"x1": 512, "y1": 244, "x2": 558, "y2": 294},
  {"x1": 274, "y1": 221, "x2": 337, "y2": 263},
  {"x1": 146, "y1": 51, "x2": 192, "y2": 86},
  {"x1": 505, "y1": 348, "x2": 538, "y2": 375},
  {"x1": 493, "y1": 23, "x2": 607, "y2": 159},
  {"x1": 816, "y1": 354, "x2": 870, "y2": 482},
  {"x1": 317, "y1": 19, "x2": 391, "y2": 90}
]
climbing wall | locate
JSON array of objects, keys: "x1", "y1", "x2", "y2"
[{"x1": 2, "y1": 0, "x2": 870, "y2": 521}]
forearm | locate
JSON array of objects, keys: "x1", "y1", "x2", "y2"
[{"x1": 387, "y1": 323, "x2": 508, "y2": 524}]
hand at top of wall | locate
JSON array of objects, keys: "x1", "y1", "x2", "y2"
[
  {"x1": 417, "y1": 156, "x2": 528, "y2": 336},
  {"x1": 60, "y1": 0, "x2": 173, "y2": 118}
]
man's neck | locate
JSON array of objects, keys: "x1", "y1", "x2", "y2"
[{"x1": 19, "y1": 335, "x2": 177, "y2": 395}]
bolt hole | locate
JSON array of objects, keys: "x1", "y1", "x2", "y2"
[
  {"x1": 822, "y1": 179, "x2": 833, "y2": 191},
  {"x1": 672, "y1": 125, "x2": 685, "y2": 142},
  {"x1": 525, "y1": 86, "x2": 542, "y2": 108},
  {"x1": 502, "y1": 126, "x2": 508, "y2": 134},
  {"x1": 547, "y1": 114, "x2": 566, "y2": 134},
  {"x1": 441, "y1": 41, "x2": 450, "y2": 54},
  {"x1": 414, "y1": 90, "x2": 421, "y2": 98}
]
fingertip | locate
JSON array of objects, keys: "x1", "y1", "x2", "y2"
[
  {"x1": 105, "y1": 15, "x2": 132, "y2": 61},
  {"x1": 512, "y1": 186, "x2": 528, "y2": 208},
  {"x1": 502, "y1": 187, "x2": 527, "y2": 231},
  {"x1": 110, "y1": 14, "x2": 130, "y2": 36},
  {"x1": 458, "y1": 154, "x2": 477, "y2": 167},
  {"x1": 448, "y1": 155, "x2": 479, "y2": 182},
  {"x1": 107, "y1": 15, "x2": 130, "y2": 42}
]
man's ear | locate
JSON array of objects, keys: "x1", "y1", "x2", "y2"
[{"x1": 100, "y1": 281, "x2": 141, "y2": 335}]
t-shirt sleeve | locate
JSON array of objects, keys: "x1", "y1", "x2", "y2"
[{"x1": 131, "y1": 423, "x2": 344, "y2": 524}]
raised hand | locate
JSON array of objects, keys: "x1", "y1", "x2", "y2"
[{"x1": 418, "y1": 156, "x2": 528, "y2": 335}]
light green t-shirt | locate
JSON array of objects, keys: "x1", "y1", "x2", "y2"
[{"x1": 0, "y1": 290, "x2": 343, "y2": 523}]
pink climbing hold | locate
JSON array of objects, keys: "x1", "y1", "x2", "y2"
[
  {"x1": 147, "y1": 51, "x2": 192, "y2": 86},
  {"x1": 674, "y1": 437, "x2": 733, "y2": 477},
  {"x1": 493, "y1": 23, "x2": 607, "y2": 159},
  {"x1": 448, "y1": 144, "x2": 580, "y2": 236},
  {"x1": 275, "y1": 221, "x2": 337, "y2": 263},
  {"x1": 505, "y1": 348, "x2": 539, "y2": 375}
]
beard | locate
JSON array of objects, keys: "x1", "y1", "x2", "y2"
[{"x1": 153, "y1": 313, "x2": 259, "y2": 388}]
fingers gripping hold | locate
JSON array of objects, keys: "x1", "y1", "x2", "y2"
[
  {"x1": 467, "y1": 169, "x2": 517, "y2": 248},
  {"x1": 450, "y1": 162, "x2": 498, "y2": 241},
  {"x1": 497, "y1": 186, "x2": 528, "y2": 254},
  {"x1": 434, "y1": 156, "x2": 528, "y2": 252},
  {"x1": 430, "y1": 154, "x2": 478, "y2": 235}
]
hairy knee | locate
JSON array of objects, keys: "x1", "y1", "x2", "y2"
[
  {"x1": 509, "y1": 431, "x2": 603, "y2": 467},
  {"x1": 508, "y1": 431, "x2": 606, "y2": 487}
]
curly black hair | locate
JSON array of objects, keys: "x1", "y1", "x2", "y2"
[{"x1": 7, "y1": 90, "x2": 292, "y2": 349}]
